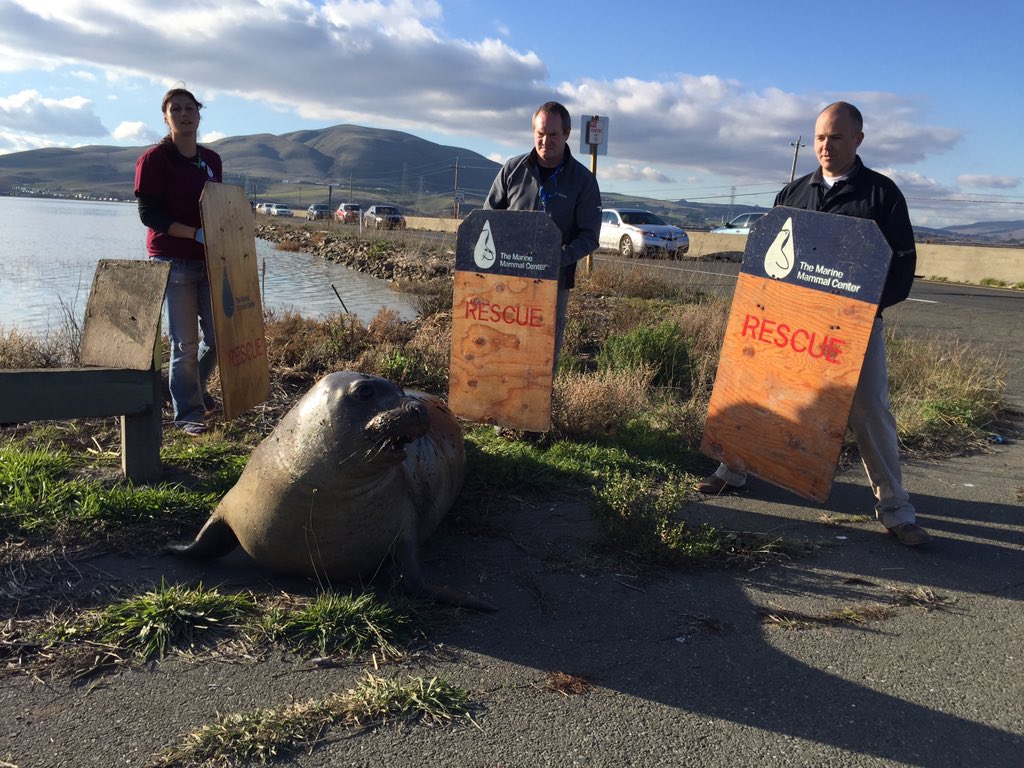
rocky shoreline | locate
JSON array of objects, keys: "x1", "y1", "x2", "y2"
[{"x1": 255, "y1": 222, "x2": 456, "y2": 286}]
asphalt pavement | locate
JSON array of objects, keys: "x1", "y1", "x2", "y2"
[{"x1": 1, "y1": 270, "x2": 1022, "y2": 768}]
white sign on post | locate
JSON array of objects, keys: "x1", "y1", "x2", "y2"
[{"x1": 579, "y1": 114, "x2": 609, "y2": 156}]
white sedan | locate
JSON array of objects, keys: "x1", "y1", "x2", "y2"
[
  {"x1": 269, "y1": 204, "x2": 293, "y2": 217},
  {"x1": 599, "y1": 208, "x2": 689, "y2": 258},
  {"x1": 711, "y1": 212, "x2": 765, "y2": 234}
]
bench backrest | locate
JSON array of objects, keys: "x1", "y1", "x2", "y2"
[{"x1": 80, "y1": 259, "x2": 170, "y2": 370}]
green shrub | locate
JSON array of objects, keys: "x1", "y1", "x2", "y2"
[{"x1": 597, "y1": 321, "x2": 692, "y2": 391}]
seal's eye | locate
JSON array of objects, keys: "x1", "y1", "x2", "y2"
[{"x1": 352, "y1": 382, "x2": 375, "y2": 401}]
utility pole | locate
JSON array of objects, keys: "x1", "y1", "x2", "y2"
[
  {"x1": 348, "y1": 176, "x2": 353, "y2": 203},
  {"x1": 789, "y1": 135, "x2": 806, "y2": 183},
  {"x1": 452, "y1": 156, "x2": 461, "y2": 218}
]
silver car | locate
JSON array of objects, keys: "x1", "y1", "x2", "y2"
[
  {"x1": 364, "y1": 205, "x2": 406, "y2": 230},
  {"x1": 599, "y1": 208, "x2": 689, "y2": 258},
  {"x1": 711, "y1": 212, "x2": 765, "y2": 235}
]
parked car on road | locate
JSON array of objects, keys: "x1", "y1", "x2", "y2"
[
  {"x1": 711, "y1": 212, "x2": 765, "y2": 235},
  {"x1": 269, "y1": 204, "x2": 293, "y2": 217},
  {"x1": 306, "y1": 204, "x2": 332, "y2": 220},
  {"x1": 336, "y1": 203, "x2": 362, "y2": 224},
  {"x1": 599, "y1": 208, "x2": 689, "y2": 258},
  {"x1": 364, "y1": 205, "x2": 406, "y2": 230},
  {"x1": 255, "y1": 202, "x2": 273, "y2": 214}
]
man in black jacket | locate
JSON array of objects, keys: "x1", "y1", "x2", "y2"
[
  {"x1": 483, "y1": 101, "x2": 602, "y2": 370},
  {"x1": 697, "y1": 101, "x2": 931, "y2": 547}
]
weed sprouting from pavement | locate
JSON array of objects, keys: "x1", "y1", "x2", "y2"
[
  {"x1": 259, "y1": 591, "x2": 424, "y2": 660},
  {"x1": 52, "y1": 582, "x2": 256, "y2": 663},
  {"x1": 759, "y1": 603, "x2": 896, "y2": 630},
  {"x1": 153, "y1": 673, "x2": 475, "y2": 767},
  {"x1": 887, "y1": 586, "x2": 953, "y2": 611},
  {"x1": 545, "y1": 671, "x2": 594, "y2": 696},
  {"x1": 591, "y1": 469, "x2": 812, "y2": 567}
]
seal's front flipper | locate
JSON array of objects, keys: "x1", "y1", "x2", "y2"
[
  {"x1": 165, "y1": 515, "x2": 240, "y2": 560},
  {"x1": 396, "y1": 532, "x2": 496, "y2": 613}
]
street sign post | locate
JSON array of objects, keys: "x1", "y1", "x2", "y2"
[
  {"x1": 700, "y1": 207, "x2": 892, "y2": 501},
  {"x1": 199, "y1": 182, "x2": 270, "y2": 420},
  {"x1": 449, "y1": 210, "x2": 561, "y2": 432}
]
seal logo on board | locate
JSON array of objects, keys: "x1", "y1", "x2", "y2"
[
  {"x1": 473, "y1": 220, "x2": 496, "y2": 270},
  {"x1": 764, "y1": 216, "x2": 796, "y2": 280}
]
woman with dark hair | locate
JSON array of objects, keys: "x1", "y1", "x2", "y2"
[{"x1": 134, "y1": 86, "x2": 222, "y2": 435}]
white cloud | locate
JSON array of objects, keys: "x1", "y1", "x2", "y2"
[
  {"x1": 0, "y1": 89, "x2": 106, "y2": 136},
  {"x1": 0, "y1": 1, "x2": 992, "y2": 225},
  {"x1": 0, "y1": 128, "x2": 71, "y2": 153},
  {"x1": 601, "y1": 163, "x2": 675, "y2": 183},
  {"x1": 956, "y1": 174, "x2": 1021, "y2": 190},
  {"x1": 112, "y1": 120, "x2": 158, "y2": 143},
  {"x1": 202, "y1": 130, "x2": 227, "y2": 142}
]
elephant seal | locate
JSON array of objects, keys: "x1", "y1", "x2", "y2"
[{"x1": 169, "y1": 371, "x2": 488, "y2": 609}]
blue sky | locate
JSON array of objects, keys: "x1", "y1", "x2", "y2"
[{"x1": 0, "y1": 0, "x2": 1021, "y2": 227}]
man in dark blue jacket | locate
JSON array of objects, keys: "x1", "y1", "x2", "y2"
[
  {"x1": 484, "y1": 101, "x2": 602, "y2": 369},
  {"x1": 698, "y1": 101, "x2": 931, "y2": 547}
]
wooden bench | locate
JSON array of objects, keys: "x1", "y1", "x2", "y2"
[{"x1": 0, "y1": 259, "x2": 171, "y2": 483}]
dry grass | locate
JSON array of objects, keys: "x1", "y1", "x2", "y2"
[
  {"x1": 552, "y1": 365, "x2": 655, "y2": 441},
  {"x1": 545, "y1": 671, "x2": 594, "y2": 696},
  {"x1": 577, "y1": 260, "x2": 703, "y2": 302},
  {"x1": 759, "y1": 603, "x2": 896, "y2": 630},
  {"x1": 887, "y1": 331, "x2": 1007, "y2": 455}
]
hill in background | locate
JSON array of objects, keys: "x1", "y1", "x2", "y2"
[{"x1": 0, "y1": 124, "x2": 1020, "y2": 241}]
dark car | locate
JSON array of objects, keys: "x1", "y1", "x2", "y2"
[
  {"x1": 336, "y1": 203, "x2": 362, "y2": 224},
  {"x1": 364, "y1": 205, "x2": 406, "y2": 230},
  {"x1": 306, "y1": 204, "x2": 332, "y2": 221}
]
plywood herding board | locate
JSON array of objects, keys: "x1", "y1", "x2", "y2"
[
  {"x1": 80, "y1": 259, "x2": 169, "y2": 370},
  {"x1": 700, "y1": 273, "x2": 876, "y2": 501},
  {"x1": 200, "y1": 183, "x2": 269, "y2": 420},
  {"x1": 449, "y1": 272, "x2": 558, "y2": 432}
]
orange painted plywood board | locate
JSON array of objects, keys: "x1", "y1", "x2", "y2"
[
  {"x1": 448, "y1": 210, "x2": 562, "y2": 432},
  {"x1": 700, "y1": 273, "x2": 875, "y2": 501},
  {"x1": 449, "y1": 272, "x2": 557, "y2": 431},
  {"x1": 200, "y1": 182, "x2": 269, "y2": 420},
  {"x1": 699, "y1": 207, "x2": 893, "y2": 502}
]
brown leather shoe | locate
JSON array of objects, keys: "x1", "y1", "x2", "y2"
[
  {"x1": 887, "y1": 522, "x2": 933, "y2": 547},
  {"x1": 695, "y1": 474, "x2": 743, "y2": 495}
]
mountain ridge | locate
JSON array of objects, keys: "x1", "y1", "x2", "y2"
[{"x1": 0, "y1": 124, "x2": 1019, "y2": 242}]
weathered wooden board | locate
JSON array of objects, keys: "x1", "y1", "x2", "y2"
[
  {"x1": 448, "y1": 210, "x2": 561, "y2": 431},
  {"x1": 0, "y1": 367, "x2": 156, "y2": 421},
  {"x1": 200, "y1": 182, "x2": 269, "y2": 420},
  {"x1": 700, "y1": 207, "x2": 892, "y2": 501},
  {"x1": 80, "y1": 259, "x2": 169, "y2": 370}
]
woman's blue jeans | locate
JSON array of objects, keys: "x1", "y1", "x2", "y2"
[{"x1": 156, "y1": 257, "x2": 217, "y2": 427}]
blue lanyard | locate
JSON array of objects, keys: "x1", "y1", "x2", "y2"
[{"x1": 538, "y1": 163, "x2": 563, "y2": 213}]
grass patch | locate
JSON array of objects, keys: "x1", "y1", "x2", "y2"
[
  {"x1": 887, "y1": 331, "x2": 1006, "y2": 455},
  {"x1": 759, "y1": 603, "x2": 895, "y2": 630},
  {"x1": 0, "y1": 439, "x2": 223, "y2": 539},
  {"x1": 10, "y1": 587, "x2": 431, "y2": 680},
  {"x1": 979, "y1": 277, "x2": 1008, "y2": 288},
  {"x1": 83, "y1": 581, "x2": 255, "y2": 661},
  {"x1": 760, "y1": 587, "x2": 953, "y2": 630},
  {"x1": 597, "y1": 321, "x2": 693, "y2": 391},
  {"x1": 887, "y1": 585, "x2": 953, "y2": 611},
  {"x1": 154, "y1": 673, "x2": 474, "y2": 767},
  {"x1": 591, "y1": 469, "x2": 810, "y2": 568},
  {"x1": 545, "y1": 671, "x2": 594, "y2": 696},
  {"x1": 259, "y1": 591, "x2": 423, "y2": 660}
]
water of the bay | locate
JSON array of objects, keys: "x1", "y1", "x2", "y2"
[{"x1": 0, "y1": 196, "x2": 417, "y2": 335}]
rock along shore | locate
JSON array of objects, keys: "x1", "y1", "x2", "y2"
[{"x1": 255, "y1": 222, "x2": 456, "y2": 285}]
